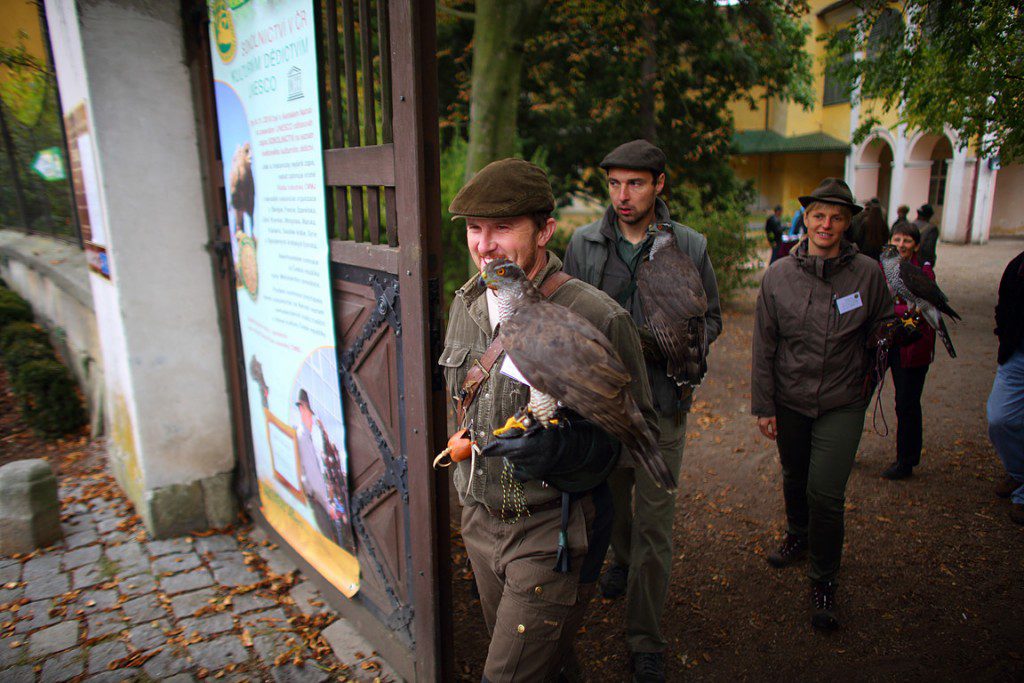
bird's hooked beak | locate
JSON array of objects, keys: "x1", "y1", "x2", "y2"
[{"x1": 477, "y1": 274, "x2": 497, "y2": 291}]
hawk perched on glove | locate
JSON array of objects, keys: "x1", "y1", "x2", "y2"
[
  {"x1": 879, "y1": 244, "x2": 960, "y2": 357},
  {"x1": 480, "y1": 258, "x2": 676, "y2": 490},
  {"x1": 637, "y1": 223, "x2": 709, "y2": 387}
]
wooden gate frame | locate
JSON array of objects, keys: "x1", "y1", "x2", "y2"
[{"x1": 182, "y1": 1, "x2": 450, "y2": 679}]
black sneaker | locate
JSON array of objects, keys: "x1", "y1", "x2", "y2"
[
  {"x1": 810, "y1": 581, "x2": 839, "y2": 631},
  {"x1": 882, "y1": 462, "x2": 913, "y2": 480},
  {"x1": 599, "y1": 563, "x2": 628, "y2": 599},
  {"x1": 631, "y1": 652, "x2": 665, "y2": 683},
  {"x1": 766, "y1": 533, "x2": 807, "y2": 568}
]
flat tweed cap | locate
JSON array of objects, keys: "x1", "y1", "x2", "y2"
[
  {"x1": 599, "y1": 139, "x2": 667, "y2": 176},
  {"x1": 799, "y1": 177, "x2": 863, "y2": 215},
  {"x1": 449, "y1": 158, "x2": 554, "y2": 218}
]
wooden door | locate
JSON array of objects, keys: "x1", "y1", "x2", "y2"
[{"x1": 184, "y1": 1, "x2": 449, "y2": 679}]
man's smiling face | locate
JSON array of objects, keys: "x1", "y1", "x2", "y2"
[{"x1": 465, "y1": 215, "x2": 555, "y2": 281}]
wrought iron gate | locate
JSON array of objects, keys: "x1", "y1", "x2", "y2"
[{"x1": 184, "y1": 1, "x2": 449, "y2": 679}]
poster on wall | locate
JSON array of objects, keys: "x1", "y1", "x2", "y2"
[{"x1": 207, "y1": 0, "x2": 359, "y2": 596}]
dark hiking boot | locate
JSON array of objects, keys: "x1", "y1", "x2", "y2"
[
  {"x1": 1010, "y1": 503, "x2": 1024, "y2": 526},
  {"x1": 631, "y1": 652, "x2": 665, "y2": 683},
  {"x1": 996, "y1": 474, "x2": 1020, "y2": 499},
  {"x1": 810, "y1": 580, "x2": 839, "y2": 631},
  {"x1": 766, "y1": 533, "x2": 807, "y2": 568},
  {"x1": 599, "y1": 563, "x2": 629, "y2": 599},
  {"x1": 882, "y1": 462, "x2": 913, "y2": 480}
]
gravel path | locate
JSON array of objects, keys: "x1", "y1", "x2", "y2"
[{"x1": 450, "y1": 238, "x2": 1024, "y2": 681}]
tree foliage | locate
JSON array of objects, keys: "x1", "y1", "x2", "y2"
[
  {"x1": 438, "y1": 0, "x2": 814, "y2": 203},
  {"x1": 826, "y1": 0, "x2": 1024, "y2": 162}
]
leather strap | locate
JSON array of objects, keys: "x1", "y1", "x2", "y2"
[{"x1": 455, "y1": 270, "x2": 574, "y2": 425}]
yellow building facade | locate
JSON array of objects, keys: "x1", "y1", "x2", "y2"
[{"x1": 730, "y1": 0, "x2": 1020, "y2": 243}]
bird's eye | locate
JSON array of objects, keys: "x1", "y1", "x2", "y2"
[{"x1": 496, "y1": 268, "x2": 505, "y2": 276}]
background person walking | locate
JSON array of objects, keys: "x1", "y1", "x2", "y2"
[
  {"x1": 881, "y1": 224, "x2": 936, "y2": 481},
  {"x1": 564, "y1": 140, "x2": 722, "y2": 683},
  {"x1": 751, "y1": 178, "x2": 893, "y2": 631}
]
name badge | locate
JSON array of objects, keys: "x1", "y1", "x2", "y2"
[
  {"x1": 499, "y1": 354, "x2": 533, "y2": 388},
  {"x1": 836, "y1": 291, "x2": 863, "y2": 314}
]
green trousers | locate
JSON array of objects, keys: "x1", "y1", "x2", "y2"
[
  {"x1": 608, "y1": 412, "x2": 686, "y2": 654},
  {"x1": 775, "y1": 402, "x2": 867, "y2": 583}
]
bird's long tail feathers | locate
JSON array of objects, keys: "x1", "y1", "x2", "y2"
[
  {"x1": 938, "y1": 299, "x2": 961, "y2": 322},
  {"x1": 937, "y1": 318, "x2": 957, "y2": 358},
  {"x1": 620, "y1": 410, "x2": 676, "y2": 490},
  {"x1": 669, "y1": 319, "x2": 708, "y2": 388}
]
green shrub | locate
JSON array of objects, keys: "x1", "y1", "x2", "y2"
[
  {"x1": 0, "y1": 289, "x2": 32, "y2": 328},
  {"x1": 0, "y1": 321, "x2": 50, "y2": 353},
  {"x1": 13, "y1": 359, "x2": 86, "y2": 437},
  {"x1": 3, "y1": 337, "x2": 54, "y2": 375}
]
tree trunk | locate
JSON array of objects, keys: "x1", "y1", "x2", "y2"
[
  {"x1": 464, "y1": 0, "x2": 547, "y2": 179},
  {"x1": 638, "y1": 13, "x2": 658, "y2": 144}
]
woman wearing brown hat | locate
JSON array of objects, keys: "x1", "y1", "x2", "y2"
[{"x1": 751, "y1": 177, "x2": 894, "y2": 630}]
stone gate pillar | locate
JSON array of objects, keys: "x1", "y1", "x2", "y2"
[{"x1": 44, "y1": 0, "x2": 235, "y2": 537}]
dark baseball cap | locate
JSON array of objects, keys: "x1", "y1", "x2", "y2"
[{"x1": 448, "y1": 158, "x2": 554, "y2": 218}]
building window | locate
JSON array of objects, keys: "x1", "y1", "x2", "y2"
[
  {"x1": 823, "y1": 30, "x2": 852, "y2": 106},
  {"x1": 867, "y1": 9, "x2": 903, "y2": 58}
]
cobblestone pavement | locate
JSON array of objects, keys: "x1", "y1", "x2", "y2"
[{"x1": 0, "y1": 443, "x2": 397, "y2": 682}]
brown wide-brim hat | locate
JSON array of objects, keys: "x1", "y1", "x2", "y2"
[
  {"x1": 599, "y1": 139, "x2": 667, "y2": 177},
  {"x1": 448, "y1": 158, "x2": 554, "y2": 218},
  {"x1": 798, "y1": 177, "x2": 863, "y2": 215}
]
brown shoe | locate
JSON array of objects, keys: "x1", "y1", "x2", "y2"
[
  {"x1": 1010, "y1": 504, "x2": 1024, "y2": 526},
  {"x1": 996, "y1": 474, "x2": 1021, "y2": 499},
  {"x1": 767, "y1": 533, "x2": 807, "y2": 568}
]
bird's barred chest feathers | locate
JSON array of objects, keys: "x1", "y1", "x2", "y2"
[
  {"x1": 494, "y1": 288, "x2": 519, "y2": 324},
  {"x1": 882, "y1": 258, "x2": 916, "y2": 303}
]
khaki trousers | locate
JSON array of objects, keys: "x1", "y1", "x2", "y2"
[
  {"x1": 608, "y1": 412, "x2": 686, "y2": 653},
  {"x1": 462, "y1": 497, "x2": 597, "y2": 682}
]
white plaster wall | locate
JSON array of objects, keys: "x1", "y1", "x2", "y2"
[
  {"x1": 43, "y1": 0, "x2": 233, "y2": 494},
  {"x1": 44, "y1": 0, "x2": 143, "y2": 481},
  {"x1": 942, "y1": 154, "x2": 973, "y2": 243},
  {"x1": 75, "y1": 0, "x2": 233, "y2": 489},
  {"x1": 990, "y1": 163, "x2": 1024, "y2": 236}
]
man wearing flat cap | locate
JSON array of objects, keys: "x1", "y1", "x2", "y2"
[
  {"x1": 751, "y1": 177, "x2": 893, "y2": 631},
  {"x1": 440, "y1": 158, "x2": 658, "y2": 681},
  {"x1": 563, "y1": 139, "x2": 721, "y2": 682}
]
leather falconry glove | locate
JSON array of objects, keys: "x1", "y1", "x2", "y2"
[{"x1": 481, "y1": 409, "x2": 620, "y2": 493}]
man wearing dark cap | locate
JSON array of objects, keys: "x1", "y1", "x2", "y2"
[
  {"x1": 563, "y1": 139, "x2": 721, "y2": 682},
  {"x1": 751, "y1": 177, "x2": 893, "y2": 631},
  {"x1": 440, "y1": 158, "x2": 658, "y2": 681},
  {"x1": 913, "y1": 203, "x2": 939, "y2": 266}
]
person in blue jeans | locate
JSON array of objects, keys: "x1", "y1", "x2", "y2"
[{"x1": 987, "y1": 250, "x2": 1024, "y2": 525}]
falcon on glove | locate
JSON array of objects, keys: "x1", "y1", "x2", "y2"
[
  {"x1": 880, "y1": 244, "x2": 961, "y2": 357},
  {"x1": 480, "y1": 258, "x2": 675, "y2": 490}
]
